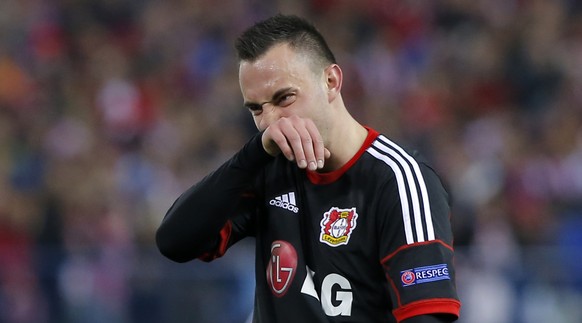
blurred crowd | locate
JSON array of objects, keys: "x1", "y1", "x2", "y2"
[{"x1": 1, "y1": 0, "x2": 581, "y2": 322}]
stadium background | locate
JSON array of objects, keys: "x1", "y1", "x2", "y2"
[{"x1": 0, "y1": 0, "x2": 581, "y2": 322}]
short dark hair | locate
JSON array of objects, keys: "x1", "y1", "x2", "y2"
[{"x1": 235, "y1": 14, "x2": 336, "y2": 69}]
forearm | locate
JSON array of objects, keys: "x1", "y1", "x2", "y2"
[{"x1": 156, "y1": 133, "x2": 272, "y2": 262}]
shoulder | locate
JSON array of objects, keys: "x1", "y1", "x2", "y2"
[
  {"x1": 364, "y1": 134, "x2": 428, "y2": 178},
  {"x1": 363, "y1": 133, "x2": 449, "y2": 204}
]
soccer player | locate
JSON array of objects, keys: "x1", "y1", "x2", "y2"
[{"x1": 156, "y1": 14, "x2": 461, "y2": 323}]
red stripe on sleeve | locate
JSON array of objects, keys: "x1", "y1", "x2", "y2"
[
  {"x1": 393, "y1": 298, "x2": 461, "y2": 322},
  {"x1": 380, "y1": 239, "x2": 454, "y2": 265},
  {"x1": 198, "y1": 220, "x2": 233, "y2": 262}
]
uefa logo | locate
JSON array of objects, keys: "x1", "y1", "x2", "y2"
[{"x1": 401, "y1": 270, "x2": 416, "y2": 286}]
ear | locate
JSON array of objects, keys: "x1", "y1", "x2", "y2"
[{"x1": 325, "y1": 64, "x2": 342, "y2": 102}]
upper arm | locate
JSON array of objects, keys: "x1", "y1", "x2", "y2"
[
  {"x1": 376, "y1": 161, "x2": 460, "y2": 321},
  {"x1": 156, "y1": 132, "x2": 271, "y2": 263}
]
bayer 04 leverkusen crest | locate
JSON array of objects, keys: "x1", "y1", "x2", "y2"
[{"x1": 319, "y1": 207, "x2": 358, "y2": 247}]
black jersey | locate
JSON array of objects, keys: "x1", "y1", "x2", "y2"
[{"x1": 158, "y1": 127, "x2": 460, "y2": 322}]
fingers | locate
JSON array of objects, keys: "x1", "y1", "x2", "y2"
[
  {"x1": 262, "y1": 116, "x2": 327, "y2": 170},
  {"x1": 304, "y1": 120, "x2": 326, "y2": 169}
]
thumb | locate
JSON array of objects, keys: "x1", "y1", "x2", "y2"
[
  {"x1": 261, "y1": 130, "x2": 283, "y2": 157},
  {"x1": 324, "y1": 148, "x2": 331, "y2": 159}
]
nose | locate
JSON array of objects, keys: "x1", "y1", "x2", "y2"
[{"x1": 257, "y1": 102, "x2": 280, "y2": 130}]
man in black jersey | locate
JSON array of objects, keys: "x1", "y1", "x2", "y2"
[{"x1": 156, "y1": 14, "x2": 461, "y2": 322}]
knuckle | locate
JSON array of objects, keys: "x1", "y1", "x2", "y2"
[{"x1": 287, "y1": 133, "x2": 301, "y2": 143}]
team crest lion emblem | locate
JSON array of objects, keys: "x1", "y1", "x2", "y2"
[{"x1": 319, "y1": 207, "x2": 358, "y2": 247}]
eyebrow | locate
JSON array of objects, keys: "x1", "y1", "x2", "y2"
[{"x1": 243, "y1": 87, "x2": 295, "y2": 110}]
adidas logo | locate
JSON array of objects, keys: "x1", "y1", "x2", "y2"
[{"x1": 269, "y1": 192, "x2": 299, "y2": 213}]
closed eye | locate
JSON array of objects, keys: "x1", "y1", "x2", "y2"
[
  {"x1": 244, "y1": 103, "x2": 263, "y2": 116},
  {"x1": 243, "y1": 87, "x2": 297, "y2": 116},
  {"x1": 274, "y1": 93, "x2": 296, "y2": 107}
]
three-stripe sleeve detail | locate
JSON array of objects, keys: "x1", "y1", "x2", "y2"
[{"x1": 367, "y1": 135, "x2": 435, "y2": 244}]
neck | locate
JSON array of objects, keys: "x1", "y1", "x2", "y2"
[{"x1": 321, "y1": 114, "x2": 368, "y2": 172}]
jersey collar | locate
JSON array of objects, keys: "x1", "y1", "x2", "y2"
[{"x1": 306, "y1": 126, "x2": 379, "y2": 185}]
